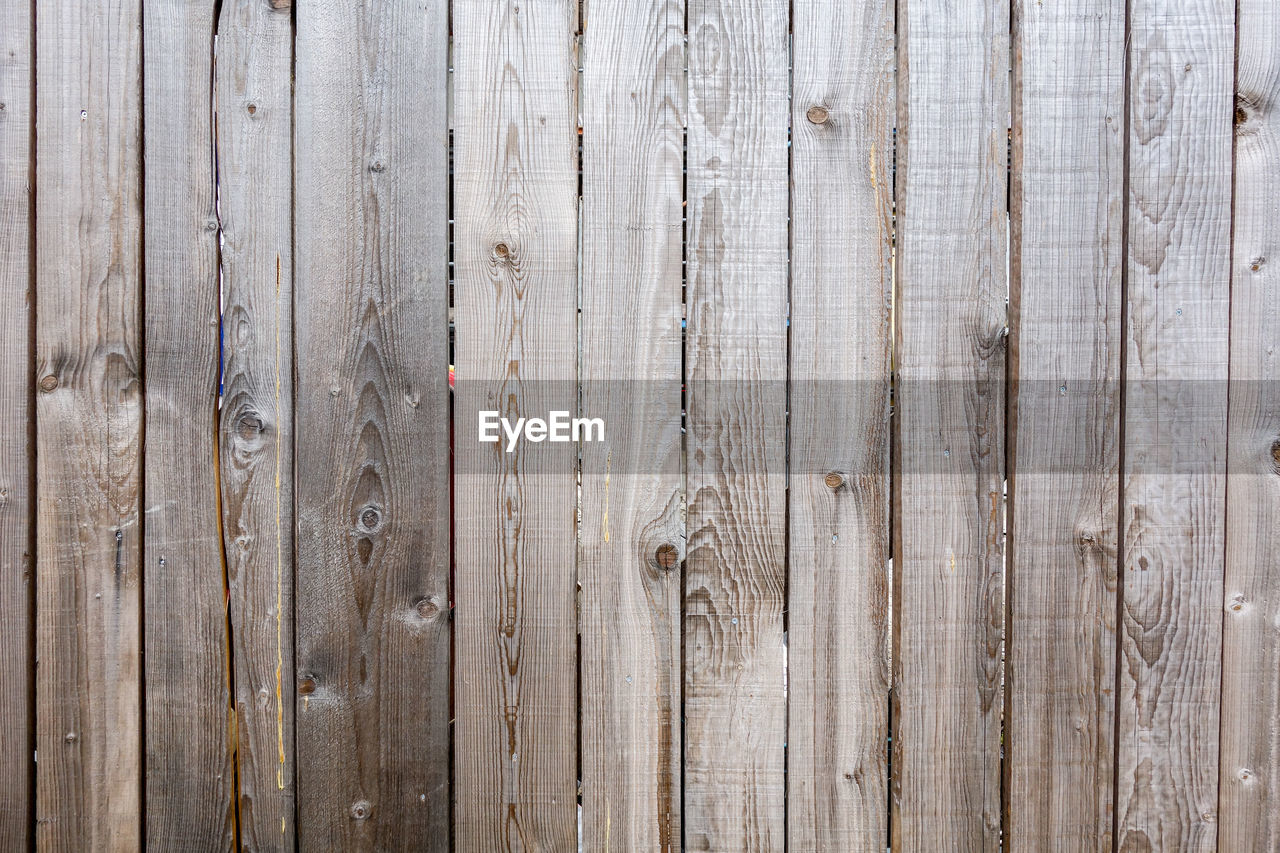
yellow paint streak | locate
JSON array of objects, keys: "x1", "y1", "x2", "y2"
[
  {"x1": 601, "y1": 451, "x2": 612, "y2": 543},
  {"x1": 275, "y1": 254, "x2": 286, "y2": 790},
  {"x1": 949, "y1": 550, "x2": 956, "y2": 574}
]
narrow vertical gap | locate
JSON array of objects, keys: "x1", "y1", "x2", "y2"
[
  {"x1": 678, "y1": 2, "x2": 690, "y2": 847},
  {"x1": 286, "y1": 1, "x2": 300, "y2": 850},
  {"x1": 445, "y1": 3, "x2": 456, "y2": 848},
  {"x1": 781, "y1": 7, "x2": 794, "y2": 852},
  {"x1": 25, "y1": 0, "x2": 39, "y2": 843},
  {"x1": 1213, "y1": 2, "x2": 1243, "y2": 848},
  {"x1": 206, "y1": 6, "x2": 241, "y2": 850},
  {"x1": 135, "y1": 1, "x2": 149, "y2": 843},
  {"x1": 887, "y1": 0, "x2": 902, "y2": 847},
  {"x1": 1000, "y1": 0, "x2": 1019, "y2": 848},
  {"x1": 678, "y1": 115, "x2": 689, "y2": 853},
  {"x1": 573, "y1": 9, "x2": 585, "y2": 851},
  {"x1": 1110, "y1": 0, "x2": 1135, "y2": 847}
]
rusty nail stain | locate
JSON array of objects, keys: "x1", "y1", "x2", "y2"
[
  {"x1": 64, "y1": 732, "x2": 77, "y2": 743},
  {"x1": 824, "y1": 471, "x2": 845, "y2": 489},
  {"x1": 806, "y1": 105, "x2": 830, "y2": 125},
  {"x1": 655, "y1": 543, "x2": 678, "y2": 570},
  {"x1": 39, "y1": 375, "x2": 58, "y2": 392},
  {"x1": 298, "y1": 677, "x2": 316, "y2": 695}
]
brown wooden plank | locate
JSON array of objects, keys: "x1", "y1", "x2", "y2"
[
  {"x1": 578, "y1": 0, "x2": 685, "y2": 847},
  {"x1": 294, "y1": 1, "x2": 451, "y2": 848},
  {"x1": 787, "y1": 0, "x2": 894, "y2": 849},
  {"x1": 1005, "y1": 0, "x2": 1125, "y2": 847},
  {"x1": 141, "y1": 2, "x2": 235, "y2": 846},
  {"x1": 0, "y1": 0, "x2": 33, "y2": 845},
  {"x1": 891, "y1": 0, "x2": 1008, "y2": 848},
  {"x1": 1113, "y1": 2, "x2": 1234, "y2": 849},
  {"x1": 451, "y1": 0, "x2": 580, "y2": 847},
  {"x1": 215, "y1": 0, "x2": 296, "y2": 848},
  {"x1": 1218, "y1": 0, "x2": 1280, "y2": 847},
  {"x1": 683, "y1": 0, "x2": 789, "y2": 848},
  {"x1": 33, "y1": 0, "x2": 144, "y2": 848}
]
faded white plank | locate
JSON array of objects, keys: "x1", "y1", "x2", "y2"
[
  {"x1": 579, "y1": 0, "x2": 685, "y2": 848},
  {"x1": 892, "y1": 0, "x2": 1008, "y2": 848},
  {"x1": 1217, "y1": 0, "x2": 1280, "y2": 848},
  {"x1": 1115, "y1": 2, "x2": 1234, "y2": 850},
  {"x1": 1005, "y1": 0, "x2": 1125, "y2": 847},
  {"x1": 451, "y1": 0, "x2": 580, "y2": 848},
  {"x1": 683, "y1": 0, "x2": 790, "y2": 848},
  {"x1": 787, "y1": 0, "x2": 894, "y2": 849}
]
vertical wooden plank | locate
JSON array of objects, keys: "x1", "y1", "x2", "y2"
[
  {"x1": 579, "y1": 0, "x2": 684, "y2": 848},
  {"x1": 1114, "y1": 2, "x2": 1234, "y2": 849},
  {"x1": 294, "y1": 1, "x2": 451, "y2": 848},
  {"x1": 216, "y1": 0, "x2": 296, "y2": 848},
  {"x1": 683, "y1": 0, "x2": 788, "y2": 847},
  {"x1": 451, "y1": 0, "x2": 579, "y2": 846},
  {"x1": 1005, "y1": 0, "x2": 1124, "y2": 847},
  {"x1": 141, "y1": 2, "x2": 235, "y2": 847},
  {"x1": 891, "y1": 0, "x2": 1008, "y2": 848},
  {"x1": 0, "y1": 0, "x2": 32, "y2": 845},
  {"x1": 1219, "y1": 0, "x2": 1280, "y2": 847},
  {"x1": 787, "y1": 0, "x2": 893, "y2": 849},
  {"x1": 34, "y1": 0, "x2": 144, "y2": 849}
]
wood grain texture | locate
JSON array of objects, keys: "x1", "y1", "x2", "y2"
[
  {"x1": 579, "y1": 0, "x2": 685, "y2": 849},
  {"x1": 33, "y1": 1, "x2": 144, "y2": 849},
  {"x1": 1219, "y1": 1, "x2": 1280, "y2": 847},
  {"x1": 142, "y1": 3, "x2": 235, "y2": 847},
  {"x1": 891, "y1": 0, "x2": 1008, "y2": 849},
  {"x1": 451, "y1": 0, "x2": 580, "y2": 848},
  {"x1": 294, "y1": 2, "x2": 451, "y2": 848},
  {"x1": 787, "y1": 0, "x2": 893, "y2": 849},
  {"x1": 0, "y1": 0, "x2": 32, "y2": 846},
  {"x1": 1114, "y1": 2, "x2": 1234, "y2": 850},
  {"x1": 215, "y1": 0, "x2": 295, "y2": 848},
  {"x1": 1005, "y1": 0, "x2": 1124, "y2": 848},
  {"x1": 683, "y1": 0, "x2": 789, "y2": 848}
]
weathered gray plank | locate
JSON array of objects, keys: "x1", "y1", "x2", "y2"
[
  {"x1": 579, "y1": 0, "x2": 685, "y2": 847},
  {"x1": 787, "y1": 0, "x2": 893, "y2": 849},
  {"x1": 294, "y1": 2, "x2": 451, "y2": 848},
  {"x1": 216, "y1": 0, "x2": 296, "y2": 848},
  {"x1": 683, "y1": 0, "x2": 789, "y2": 848},
  {"x1": 0, "y1": 0, "x2": 32, "y2": 845},
  {"x1": 1219, "y1": 1, "x2": 1280, "y2": 848},
  {"x1": 892, "y1": 0, "x2": 1008, "y2": 848},
  {"x1": 33, "y1": 0, "x2": 144, "y2": 848},
  {"x1": 1114, "y1": 2, "x2": 1234, "y2": 850},
  {"x1": 1005, "y1": 0, "x2": 1124, "y2": 847},
  {"x1": 451, "y1": 0, "x2": 580, "y2": 847},
  {"x1": 141, "y1": 2, "x2": 235, "y2": 846}
]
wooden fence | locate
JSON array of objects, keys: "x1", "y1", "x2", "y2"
[{"x1": 0, "y1": 0, "x2": 1276, "y2": 850}]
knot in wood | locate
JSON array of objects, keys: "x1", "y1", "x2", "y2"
[
  {"x1": 806, "y1": 105, "x2": 830, "y2": 124},
  {"x1": 359, "y1": 505, "x2": 382, "y2": 531},
  {"x1": 824, "y1": 471, "x2": 845, "y2": 490},
  {"x1": 39, "y1": 374, "x2": 58, "y2": 392},
  {"x1": 350, "y1": 801, "x2": 372, "y2": 821},
  {"x1": 298, "y1": 677, "x2": 317, "y2": 695},
  {"x1": 655, "y1": 543, "x2": 678, "y2": 570},
  {"x1": 416, "y1": 596, "x2": 441, "y2": 620}
]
